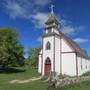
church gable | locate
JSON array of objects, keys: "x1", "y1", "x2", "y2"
[
  {"x1": 61, "y1": 38, "x2": 74, "y2": 52},
  {"x1": 59, "y1": 31, "x2": 90, "y2": 59}
]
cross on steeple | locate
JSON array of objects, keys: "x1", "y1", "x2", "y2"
[
  {"x1": 45, "y1": 2, "x2": 59, "y2": 26},
  {"x1": 50, "y1": 4, "x2": 55, "y2": 14}
]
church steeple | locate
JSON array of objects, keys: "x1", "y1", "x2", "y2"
[
  {"x1": 45, "y1": 4, "x2": 59, "y2": 26},
  {"x1": 50, "y1": 4, "x2": 54, "y2": 14},
  {"x1": 45, "y1": 4, "x2": 60, "y2": 34}
]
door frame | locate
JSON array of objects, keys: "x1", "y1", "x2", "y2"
[{"x1": 44, "y1": 57, "x2": 51, "y2": 76}]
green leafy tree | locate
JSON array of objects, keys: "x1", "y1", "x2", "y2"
[
  {"x1": 0, "y1": 28, "x2": 25, "y2": 68},
  {"x1": 28, "y1": 48, "x2": 40, "y2": 68}
]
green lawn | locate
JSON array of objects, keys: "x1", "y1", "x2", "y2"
[
  {"x1": 82, "y1": 71, "x2": 90, "y2": 76},
  {"x1": 0, "y1": 67, "x2": 90, "y2": 90},
  {"x1": 0, "y1": 67, "x2": 48, "y2": 90}
]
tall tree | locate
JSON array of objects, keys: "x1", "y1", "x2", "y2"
[
  {"x1": 28, "y1": 48, "x2": 40, "y2": 68},
  {"x1": 0, "y1": 28, "x2": 25, "y2": 67}
]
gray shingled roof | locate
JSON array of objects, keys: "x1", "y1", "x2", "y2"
[
  {"x1": 45, "y1": 13, "x2": 59, "y2": 25},
  {"x1": 59, "y1": 31, "x2": 90, "y2": 59}
]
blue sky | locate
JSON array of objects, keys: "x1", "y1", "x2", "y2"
[{"x1": 0, "y1": 0, "x2": 90, "y2": 57}]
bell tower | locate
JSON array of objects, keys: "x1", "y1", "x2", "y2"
[
  {"x1": 42, "y1": 4, "x2": 61, "y2": 75},
  {"x1": 44, "y1": 4, "x2": 60, "y2": 35}
]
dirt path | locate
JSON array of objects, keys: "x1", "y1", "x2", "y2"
[{"x1": 9, "y1": 76, "x2": 42, "y2": 84}]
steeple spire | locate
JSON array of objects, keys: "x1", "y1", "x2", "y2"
[
  {"x1": 44, "y1": 2, "x2": 60, "y2": 35},
  {"x1": 50, "y1": 4, "x2": 55, "y2": 14},
  {"x1": 45, "y1": 2, "x2": 59, "y2": 28}
]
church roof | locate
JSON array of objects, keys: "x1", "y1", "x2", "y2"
[
  {"x1": 45, "y1": 4, "x2": 59, "y2": 25},
  {"x1": 45, "y1": 13, "x2": 59, "y2": 25},
  {"x1": 59, "y1": 31, "x2": 90, "y2": 59}
]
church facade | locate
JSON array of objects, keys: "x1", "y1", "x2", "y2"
[{"x1": 38, "y1": 5, "x2": 90, "y2": 76}]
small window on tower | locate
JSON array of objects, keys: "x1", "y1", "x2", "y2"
[{"x1": 46, "y1": 42, "x2": 51, "y2": 50}]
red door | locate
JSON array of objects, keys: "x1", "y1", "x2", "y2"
[{"x1": 45, "y1": 64, "x2": 51, "y2": 76}]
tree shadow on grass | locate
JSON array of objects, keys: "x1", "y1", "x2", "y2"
[{"x1": 0, "y1": 67, "x2": 26, "y2": 74}]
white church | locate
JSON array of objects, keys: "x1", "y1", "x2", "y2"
[{"x1": 38, "y1": 5, "x2": 90, "y2": 76}]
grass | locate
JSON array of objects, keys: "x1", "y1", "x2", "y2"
[
  {"x1": 0, "y1": 67, "x2": 90, "y2": 90},
  {"x1": 0, "y1": 67, "x2": 48, "y2": 90},
  {"x1": 55, "y1": 81, "x2": 90, "y2": 90},
  {"x1": 82, "y1": 71, "x2": 90, "y2": 76}
]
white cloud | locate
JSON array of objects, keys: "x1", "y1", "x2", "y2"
[
  {"x1": 2, "y1": 0, "x2": 50, "y2": 19},
  {"x1": 5, "y1": 1, "x2": 27, "y2": 19},
  {"x1": 61, "y1": 25, "x2": 75, "y2": 35},
  {"x1": 61, "y1": 19, "x2": 75, "y2": 35},
  {"x1": 31, "y1": 13, "x2": 48, "y2": 28},
  {"x1": 1, "y1": 0, "x2": 50, "y2": 29},
  {"x1": 1, "y1": 0, "x2": 86, "y2": 33},
  {"x1": 61, "y1": 19, "x2": 85, "y2": 35},
  {"x1": 61, "y1": 19, "x2": 72, "y2": 26},
  {"x1": 74, "y1": 38, "x2": 89, "y2": 43},
  {"x1": 2, "y1": 0, "x2": 31, "y2": 19}
]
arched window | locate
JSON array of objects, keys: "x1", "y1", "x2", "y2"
[
  {"x1": 45, "y1": 57, "x2": 51, "y2": 64},
  {"x1": 46, "y1": 42, "x2": 51, "y2": 50}
]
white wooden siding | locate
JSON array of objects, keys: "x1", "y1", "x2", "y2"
[
  {"x1": 62, "y1": 53, "x2": 76, "y2": 76},
  {"x1": 61, "y1": 38, "x2": 74, "y2": 52},
  {"x1": 55, "y1": 36, "x2": 60, "y2": 74}
]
